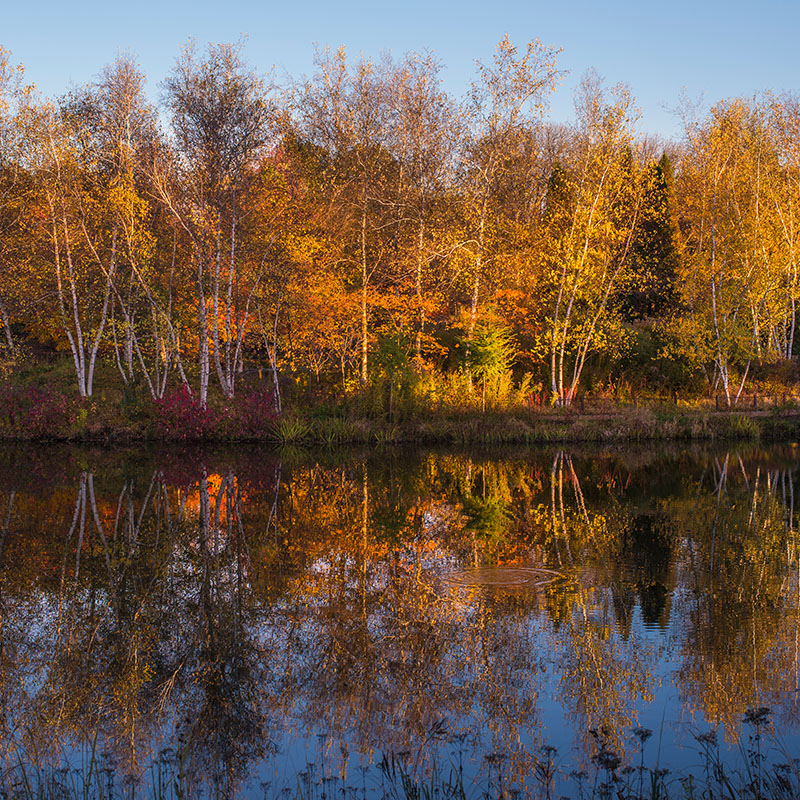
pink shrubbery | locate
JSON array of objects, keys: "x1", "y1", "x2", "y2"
[
  {"x1": 154, "y1": 385, "x2": 214, "y2": 440},
  {"x1": 229, "y1": 388, "x2": 279, "y2": 438},
  {"x1": 154, "y1": 385, "x2": 278, "y2": 440},
  {"x1": 0, "y1": 386, "x2": 74, "y2": 438},
  {"x1": 0, "y1": 382, "x2": 279, "y2": 441}
]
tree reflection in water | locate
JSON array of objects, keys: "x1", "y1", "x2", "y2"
[{"x1": 0, "y1": 444, "x2": 797, "y2": 796}]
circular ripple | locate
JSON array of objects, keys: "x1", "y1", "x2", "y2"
[{"x1": 443, "y1": 567, "x2": 562, "y2": 589}]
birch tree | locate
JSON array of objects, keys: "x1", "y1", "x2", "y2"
[
  {"x1": 78, "y1": 55, "x2": 186, "y2": 400},
  {"x1": 766, "y1": 94, "x2": 800, "y2": 358},
  {"x1": 161, "y1": 41, "x2": 274, "y2": 403},
  {"x1": 0, "y1": 48, "x2": 32, "y2": 353},
  {"x1": 461, "y1": 36, "x2": 561, "y2": 372},
  {"x1": 676, "y1": 98, "x2": 791, "y2": 404},
  {"x1": 30, "y1": 98, "x2": 121, "y2": 398},
  {"x1": 294, "y1": 47, "x2": 399, "y2": 384},
  {"x1": 389, "y1": 51, "x2": 460, "y2": 363},
  {"x1": 545, "y1": 73, "x2": 643, "y2": 405}
]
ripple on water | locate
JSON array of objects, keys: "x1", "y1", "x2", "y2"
[{"x1": 442, "y1": 566, "x2": 563, "y2": 590}]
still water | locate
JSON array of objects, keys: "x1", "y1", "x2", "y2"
[{"x1": 0, "y1": 443, "x2": 798, "y2": 797}]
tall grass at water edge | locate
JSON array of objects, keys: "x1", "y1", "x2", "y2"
[{"x1": 2, "y1": 708, "x2": 799, "y2": 799}]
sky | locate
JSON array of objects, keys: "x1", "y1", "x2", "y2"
[{"x1": 3, "y1": 0, "x2": 799, "y2": 140}]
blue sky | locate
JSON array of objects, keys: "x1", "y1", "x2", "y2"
[{"x1": 3, "y1": 0, "x2": 798, "y2": 139}]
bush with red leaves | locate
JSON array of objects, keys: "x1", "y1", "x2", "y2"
[
  {"x1": 154, "y1": 385, "x2": 215, "y2": 440},
  {"x1": 0, "y1": 386, "x2": 74, "y2": 438},
  {"x1": 228, "y1": 388, "x2": 279, "y2": 439}
]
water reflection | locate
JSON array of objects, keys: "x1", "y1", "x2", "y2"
[{"x1": 0, "y1": 444, "x2": 798, "y2": 796}]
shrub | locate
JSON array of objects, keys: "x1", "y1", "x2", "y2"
[
  {"x1": 0, "y1": 386, "x2": 73, "y2": 438},
  {"x1": 154, "y1": 385, "x2": 214, "y2": 440},
  {"x1": 228, "y1": 389, "x2": 279, "y2": 439}
]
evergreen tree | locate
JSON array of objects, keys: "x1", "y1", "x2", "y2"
[
  {"x1": 543, "y1": 161, "x2": 573, "y2": 229},
  {"x1": 616, "y1": 153, "x2": 680, "y2": 319}
]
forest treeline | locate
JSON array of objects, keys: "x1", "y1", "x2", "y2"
[{"x1": 1, "y1": 38, "x2": 799, "y2": 416}]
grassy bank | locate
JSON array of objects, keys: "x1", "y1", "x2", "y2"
[
  {"x1": 2, "y1": 393, "x2": 800, "y2": 445},
  {"x1": 260, "y1": 405, "x2": 800, "y2": 448},
  {"x1": 2, "y1": 355, "x2": 800, "y2": 445}
]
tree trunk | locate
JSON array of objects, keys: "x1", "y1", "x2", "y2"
[
  {"x1": 198, "y1": 247, "x2": 210, "y2": 407},
  {"x1": 415, "y1": 220, "x2": 425, "y2": 363},
  {"x1": 465, "y1": 192, "x2": 488, "y2": 387},
  {"x1": 360, "y1": 206, "x2": 369, "y2": 384},
  {"x1": 0, "y1": 294, "x2": 14, "y2": 352}
]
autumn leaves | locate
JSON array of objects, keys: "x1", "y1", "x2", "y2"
[{"x1": 0, "y1": 40, "x2": 798, "y2": 411}]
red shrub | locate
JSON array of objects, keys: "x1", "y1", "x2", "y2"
[
  {"x1": 229, "y1": 388, "x2": 279, "y2": 439},
  {"x1": 0, "y1": 386, "x2": 73, "y2": 438},
  {"x1": 155, "y1": 385, "x2": 214, "y2": 440}
]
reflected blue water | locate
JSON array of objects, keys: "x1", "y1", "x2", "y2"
[{"x1": 0, "y1": 443, "x2": 797, "y2": 798}]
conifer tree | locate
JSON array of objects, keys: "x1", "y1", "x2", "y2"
[{"x1": 616, "y1": 153, "x2": 680, "y2": 319}]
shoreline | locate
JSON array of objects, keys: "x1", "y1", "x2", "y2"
[{"x1": 2, "y1": 405, "x2": 799, "y2": 445}]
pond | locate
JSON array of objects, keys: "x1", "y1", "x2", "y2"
[{"x1": 0, "y1": 442, "x2": 798, "y2": 798}]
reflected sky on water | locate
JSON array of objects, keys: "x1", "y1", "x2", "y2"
[{"x1": 0, "y1": 443, "x2": 798, "y2": 797}]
